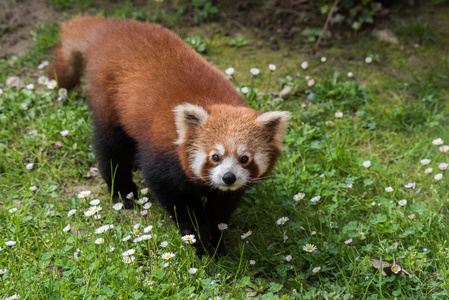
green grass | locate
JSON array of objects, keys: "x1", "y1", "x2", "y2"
[{"x1": 1, "y1": 4, "x2": 449, "y2": 300}]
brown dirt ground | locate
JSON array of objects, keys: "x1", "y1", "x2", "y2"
[{"x1": 0, "y1": 0, "x2": 60, "y2": 57}]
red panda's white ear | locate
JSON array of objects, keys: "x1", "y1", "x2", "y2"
[
  {"x1": 173, "y1": 103, "x2": 209, "y2": 145},
  {"x1": 256, "y1": 111, "x2": 291, "y2": 149}
]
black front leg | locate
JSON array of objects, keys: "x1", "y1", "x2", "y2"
[
  {"x1": 93, "y1": 123, "x2": 138, "y2": 208},
  {"x1": 205, "y1": 191, "x2": 244, "y2": 256},
  {"x1": 154, "y1": 190, "x2": 214, "y2": 255}
]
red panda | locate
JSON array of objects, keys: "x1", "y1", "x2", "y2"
[{"x1": 48, "y1": 16, "x2": 290, "y2": 255}]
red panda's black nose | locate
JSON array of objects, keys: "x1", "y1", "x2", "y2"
[{"x1": 223, "y1": 172, "x2": 236, "y2": 185}]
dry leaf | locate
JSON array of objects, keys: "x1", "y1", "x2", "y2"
[
  {"x1": 6, "y1": 76, "x2": 25, "y2": 88},
  {"x1": 371, "y1": 258, "x2": 413, "y2": 278}
]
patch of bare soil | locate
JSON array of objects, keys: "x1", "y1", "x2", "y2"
[{"x1": 0, "y1": 0, "x2": 59, "y2": 57}]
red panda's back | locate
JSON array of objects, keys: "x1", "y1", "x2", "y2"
[{"x1": 78, "y1": 17, "x2": 245, "y2": 150}]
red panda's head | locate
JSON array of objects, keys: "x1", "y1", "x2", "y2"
[{"x1": 174, "y1": 103, "x2": 291, "y2": 191}]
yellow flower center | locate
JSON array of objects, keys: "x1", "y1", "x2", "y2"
[
  {"x1": 392, "y1": 267, "x2": 397, "y2": 272},
  {"x1": 307, "y1": 246, "x2": 312, "y2": 250},
  {"x1": 134, "y1": 230, "x2": 140, "y2": 235}
]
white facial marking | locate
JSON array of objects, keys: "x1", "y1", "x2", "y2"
[
  {"x1": 254, "y1": 152, "x2": 270, "y2": 177},
  {"x1": 216, "y1": 144, "x2": 225, "y2": 156},
  {"x1": 237, "y1": 145, "x2": 247, "y2": 157},
  {"x1": 209, "y1": 156, "x2": 249, "y2": 191},
  {"x1": 190, "y1": 149, "x2": 207, "y2": 179}
]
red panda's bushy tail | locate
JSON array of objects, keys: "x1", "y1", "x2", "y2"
[{"x1": 47, "y1": 16, "x2": 105, "y2": 90}]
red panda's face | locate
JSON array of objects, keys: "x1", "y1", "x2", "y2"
[{"x1": 174, "y1": 104, "x2": 291, "y2": 191}]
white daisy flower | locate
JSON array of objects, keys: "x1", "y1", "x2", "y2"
[
  {"x1": 432, "y1": 138, "x2": 443, "y2": 145},
  {"x1": 122, "y1": 235, "x2": 131, "y2": 241},
  {"x1": 398, "y1": 199, "x2": 407, "y2": 206},
  {"x1": 160, "y1": 241, "x2": 168, "y2": 248},
  {"x1": 365, "y1": 56, "x2": 373, "y2": 64},
  {"x1": 310, "y1": 196, "x2": 320, "y2": 203},
  {"x1": 421, "y1": 158, "x2": 431, "y2": 165},
  {"x1": 391, "y1": 264, "x2": 401, "y2": 274},
  {"x1": 249, "y1": 260, "x2": 256, "y2": 265},
  {"x1": 439, "y1": 163, "x2": 448, "y2": 170},
  {"x1": 425, "y1": 168, "x2": 433, "y2": 173},
  {"x1": 95, "y1": 226, "x2": 106, "y2": 234},
  {"x1": 141, "y1": 187, "x2": 149, "y2": 195},
  {"x1": 63, "y1": 225, "x2": 71, "y2": 232},
  {"x1": 241, "y1": 230, "x2": 252, "y2": 239},
  {"x1": 29, "y1": 186, "x2": 37, "y2": 191},
  {"x1": 47, "y1": 79, "x2": 57, "y2": 89},
  {"x1": 60, "y1": 130, "x2": 69, "y2": 137},
  {"x1": 439, "y1": 145, "x2": 449, "y2": 153},
  {"x1": 5, "y1": 241, "x2": 16, "y2": 246},
  {"x1": 77, "y1": 190, "x2": 91, "y2": 199},
  {"x1": 301, "y1": 61, "x2": 308, "y2": 69},
  {"x1": 37, "y1": 60, "x2": 49, "y2": 69},
  {"x1": 312, "y1": 266, "x2": 321, "y2": 273},
  {"x1": 435, "y1": 173, "x2": 443, "y2": 180},
  {"x1": 181, "y1": 234, "x2": 196, "y2": 244},
  {"x1": 335, "y1": 111, "x2": 343, "y2": 118},
  {"x1": 218, "y1": 223, "x2": 228, "y2": 231},
  {"x1": 182, "y1": 234, "x2": 197, "y2": 244},
  {"x1": 143, "y1": 202, "x2": 152, "y2": 209},
  {"x1": 285, "y1": 255, "x2": 292, "y2": 261},
  {"x1": 94, "y1": 238, "x2": 104, "y2": 244},
  {"x1": 38, "y1": 76, "x2": 49, "y2": 85},
  {"x1": 67, "y1": 209, "x2": 76, "y2": 217},
  {"x1": 58, "y1": 88, "x2": 68, "y2": 99},
  {"x1": 344, "y1": 238, "x2": 353, "y2": 244},
  {"x1": 25, "y1": 163, "x2": 34, "y2": 170},
  {"x1": 90, "y1": 167, "x2": 100, "y2": 176},
  {"x1": 225, "y1": 67, "x2": 235, "y2": 76},
  {"x1": 404, "y1": 182, "x2": 415, "y2": 189},
  {"x1": 143, "y1": 225, "x2": 153, "y2": 233},
  {"x1": 8, "y1": 207, "x2": 18, "y2": 213},
  {"x1": 126, "y1": 192, "x2": 134, "y2": 200},
  {"x1": 385, "y1": 187, "x2": 394, "y2": 193},
  {"x1": 84, "y1": 210, "x2": 94, "y2": 217},
  {"x1": 0, "y1": 269, "x2": 6, "y2": 275},
  {"x1": 321, "y1": 57, "x2": 327, "y2": 63},
  {"x1": 303, "y1": 244, "x2": 317, "y2": 252},
  {"x1": 122, "y1": 249, "x2": 136, "y2": 256},
  {"x1": 138, "y1": 197, "x2": 149, "y2": 204},
  {"x1": 241, "y1": 86, "x2": 249, "y2": 94},
  {"x1": 162, "y1": 252, "x2": 175, "y2": 260},
  {"x1": 141, "y1": 234, "x2": 152, "y2": 241},
  {"x1": 113, "y1": 203, "x2": 123, "y2": 210},
  {"x1": 89, "y1": 199, "x2": 100, "y2": 205},
  {"x1": 347, "y1": 72, "x2": 353, "y2": 78},
  {"x1": 26, "y1": 83, "x2": 34, "y2": 90},
  {"x1": 250, "y1": 68, "x2": 260, "y2": 76},
  {"x1": 133, "y1": 237, "x2": 142, "y2": 243},
  {"x1": 89, "y1": 206, "x2": 102, "y2": 213},
  {"x1": 109, "y1": 246, "x2": 115, "y2": 252},
  {"x1": 122, "y1": 255, "x2": 135, "y2": 264},
  {"x1": 268, "y1": 64, "x2": 276, "y2": 71},
  {"x1": 362, "y1": 160, "x2": 371, "y2": 168},
  {"x1": 307, "y1": 79, "x2": 315, "y2": 87},
  {"x1": 188, "y1": 267, "x2": 198, "y2": 274},
  {"x1": 5, "y1": 294, "x2": 20, "y2": 300},
  {"x1": 276, "y1": 217, "x2": 289, "y2": 225},
  {"x1": 293, "y1": 193, "x2": 305, "y2": 201}
]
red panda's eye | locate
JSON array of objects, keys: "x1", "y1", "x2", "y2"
[
  {"x1": 212, "y1": 154, "x2": 220, "y2": 162},
  {"x1": 240, "y1": 156, "x2": 249, "y2": 164}
]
